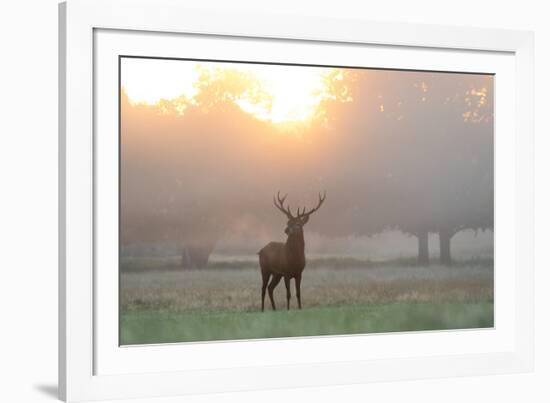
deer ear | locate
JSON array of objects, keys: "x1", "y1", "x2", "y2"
[{"x1": 301, "y1": 215, "x2": 310, "y2": 225}]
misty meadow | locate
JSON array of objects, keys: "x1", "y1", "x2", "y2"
[{"x1": 119, "y1": 58, "x2": 493, "y2": 344}]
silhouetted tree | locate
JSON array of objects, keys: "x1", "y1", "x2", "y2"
[{"x1": 379, "y1": 73, "x2": 493, "y2": 265}]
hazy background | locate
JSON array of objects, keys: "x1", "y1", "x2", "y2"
[{"x1": 120, "y1": 60, "x2": 493, "y2": 268}]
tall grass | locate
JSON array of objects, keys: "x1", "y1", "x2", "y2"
[{"x1": 121, "y1": 263, "x2": 493, "y2": 313}]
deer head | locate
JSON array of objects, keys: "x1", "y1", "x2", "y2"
[{"x1": 273, "y1": 191, "x2": 326, "y2": 236}]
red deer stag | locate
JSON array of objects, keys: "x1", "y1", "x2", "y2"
[{"x1": 259, "y1": 191, "x2": 326, "y2": 311}]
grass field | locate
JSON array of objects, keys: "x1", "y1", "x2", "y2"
[{"x1": 120, "y1": 259, "x2": 493, "y2": 345}]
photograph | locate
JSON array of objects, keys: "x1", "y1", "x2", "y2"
[{"x1": 119, "y1": 57, "x2": 494, "y2": 345}]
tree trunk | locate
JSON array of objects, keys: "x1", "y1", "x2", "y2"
[
  {"x1": 181, "y1": 247, "x2": 191, "y2": 268},
  {"x1": 439, "y1": 229, "x2": 453, "y2": 265},
  {"x1": 417, "y1": 230, "x2": 430, "y2": 265},
  {"x1": 181, "y1": 240, "x2": 215, "y2": 269}
]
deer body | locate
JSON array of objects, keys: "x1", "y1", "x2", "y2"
[{"x1": 259, "y1": 192, "x2": 325, "y2": 311}]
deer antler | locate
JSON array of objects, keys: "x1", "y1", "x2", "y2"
[
  {"x1": 298, "y1": 192, "x2": 326, "y2": 220},
  {"x1": 273, "y1": 191, "x2": 294, "y2": 219}
]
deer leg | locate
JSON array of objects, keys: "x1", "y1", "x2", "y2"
[
  {"x1": 261, "y1": 272, "x2": 271, "y2": 312},
  {"x1": 284, "y1": 276, "x2": 291, "y2": 310},
  {"x1": 295, "y1": 275, "x2": 302, "y2": 309},
  {"x1": 268, "y1": 274, "x2": 282, "y2": 311}
]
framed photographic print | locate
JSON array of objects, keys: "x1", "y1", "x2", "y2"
[{"x1": 59, "y1": 0, "x2": 534, "y2": 401}]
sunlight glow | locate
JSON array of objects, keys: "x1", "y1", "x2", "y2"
[{"x1": 121, "y1": 58, "x2": 337, "y2": 124}]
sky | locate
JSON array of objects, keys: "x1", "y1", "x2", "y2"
[{"x1": 121, "y1": 58, "x2": 340, "y2": 124}]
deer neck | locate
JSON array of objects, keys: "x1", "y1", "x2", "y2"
[{"x1": 285, "y1": 231, "x2": 305, "y2": 264}]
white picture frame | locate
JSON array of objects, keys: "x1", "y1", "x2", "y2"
[{"x1": 59, "y1": 0, "x2": 534, "y2": 401}]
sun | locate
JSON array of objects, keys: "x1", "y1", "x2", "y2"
[
  {"x1": 121, "y1": 58, "x2": 337, "y2": 125},
  {"x1": 233, "y1": 64, "x2": 333, "y2": 124}
]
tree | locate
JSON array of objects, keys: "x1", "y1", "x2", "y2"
[
  {"x1": 120, "y1": 66, "x2": 361, "y2": 269},
  {"x1": 313, "y1": 69, "x2": 493, "y2": 264},
  {"x1": 382, "y1": 73, "x2": 493, "y2": 265}
]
